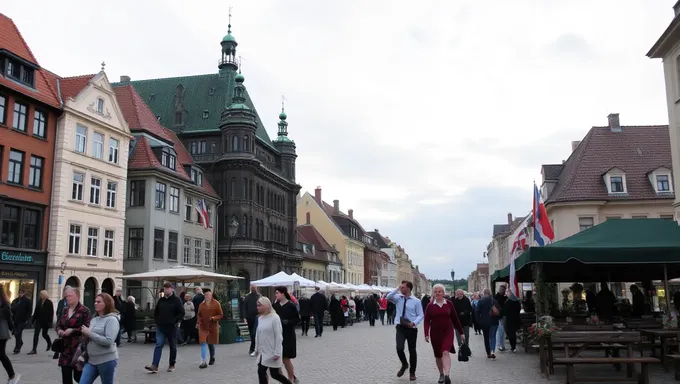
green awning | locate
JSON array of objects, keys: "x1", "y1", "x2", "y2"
[{"x1": 491, "y1": 218, "x2": 680, "y2": 283}]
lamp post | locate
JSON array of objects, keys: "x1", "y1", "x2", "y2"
[
  {"x1": 226, "y1": 217, "x2": 239, "y2": 269},
  {"x1": 451, "y1": 269, "x2": 455, "y2": 291}
]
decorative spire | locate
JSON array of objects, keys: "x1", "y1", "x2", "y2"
[
  {"x1": 228, "y1": 5, "x2": 233, "y2": 32},
  {"x1": 279, "y1": 94, "x2": 287, "y2": 120},
  {"x1": 277, "y1": 95, "x2": 289, "y2": 137},
  {"x1": 100, "y1": 61, "x2": 106, "y2": 72}
]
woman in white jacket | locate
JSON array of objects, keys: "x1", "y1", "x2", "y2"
[{"x1": 255, "y1": 296, "x2": 293, "y2": 384}]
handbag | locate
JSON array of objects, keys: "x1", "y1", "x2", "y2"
[
  {"x1": 490, "y1": 304, "x2": 500, "y2": 317},
  {"x1": 458, "y1": 343, "x2": 471, "y2": 362},
  {"x1": 51, "y1": 338, "x2": 64, "y2": 353},
  {"x1": 399, "y1": 297, "x2": 411, "y2": 327}
]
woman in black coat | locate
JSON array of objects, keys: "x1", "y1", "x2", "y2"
[
  {"x1": 123, "y1": 296, "x2": 137, "y2": 342},
  {"x1": 452, "y1": 290, "x2": 473, "y2": 347},
  {"x1": 29, "y1": 290, "x2": 53, "y2": 354},
  {"x1": 328, "y1": 295, "x2": 342, "y2": 331},
  {"x1": 503, "y1": 292, "x2": 522, "y2": 352}
]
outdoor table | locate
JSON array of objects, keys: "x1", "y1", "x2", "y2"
[{"x1": 639, "y1": 329, "x2": 679, "y2": 371}]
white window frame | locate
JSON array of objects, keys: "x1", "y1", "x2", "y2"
[
  {"x1": 185, "y1": 197, "x2": 193, "y2": 221},
  {"x1": 104, "y1": 230, "x2": 114, "y2": 258},
  {"x1": 87, "y1": 227, "x2": 99, "y2": 256},
  {"x1": 75, "y1": 124, "x2": 87, "y2": 153},
  {"x1": 204, "y1": 241, "x2": 212, "y2": 266},
  {"x1": 169, "y1": 186, "x2": 180, "y2": 213},
  {"x1": 90, "y1": 177, "x2": 101, "y2": 205},
  {"x1": 194, "y1": 238, "x2": 202, "y2": 265},
  {"x1": 605, "y1": 173, "x2": 627, "y2": 194},
  {"x1": 656, "y1": 173, "x2": 672, "y2": 193},
  {"x1": 97, "y1": 98, "x2": 104, "y2": 114},
  {"x1": 578, "y1": 217, "x2": 594, "y2": 232},
  {"x1": 108, "y1": 138, "x2": 119, "y2": 164},
  {"x1": 93, "y1": 132, "x2": 104, "y2": 159},
  {"x1": 68, "y1": 224, "x2": 82, "y2": 254},
  {"x1": 106, "y1": 181, "x2": 117, "y2": 208},
  {"x1": 72, "y1": 172, "x2": 84, "y2": 201},
  {"x1": 183, "y1": 236, "x2": 191, "y2": 264}
]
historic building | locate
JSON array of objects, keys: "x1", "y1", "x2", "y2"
[
  {"x1": 368, "y1": 229, "x2": 398, "y2": 288},
  {"x1": 467, "y1": 263, "x2": 490, "y2": 293},
  {"x1": 297, "y1": 214, "x2": 343, "y2": 283},
  {"x1": 117, "y1": 23, "x2": 302, "y2": 286},
  {"x1": 393, "y1": 242, "x2": 414, "y2": 285},
  {"x1": 0, "y1": 14, "x2": 61, "y2": 304},
  {"x1": 46, "y1": 69, "x2": 131, "y2": 308},
  {"x1": 112, "y1": 84, "x2": 220, "y2": 307},
  {"x1": 486, "y1": 213, "x2": 525, "y2": 290}
]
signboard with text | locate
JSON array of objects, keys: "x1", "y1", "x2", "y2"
[{"x1": 0, "y1": 250, "x2": 47, "y2": 265}]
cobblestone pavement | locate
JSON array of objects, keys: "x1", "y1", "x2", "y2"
[{"x1": 5, "y1": 323, "x2": 674, "y2": 383}]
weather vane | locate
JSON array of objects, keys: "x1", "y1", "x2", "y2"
[
  {"x1": 101, "y1": 61, "x2": 106, "y2": 72},
  {"x1": 228, "y1": 5, "x2": 233, "y2": 26},
  {"x1": 281, "y1": 94, "x2": 287, "y2": 112}
]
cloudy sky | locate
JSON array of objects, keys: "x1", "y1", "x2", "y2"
[{"x1": 4, "y1": 1, "x2": 674, "y2": 279}]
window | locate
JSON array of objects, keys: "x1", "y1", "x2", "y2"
[
  {"x1": 232, "y1": 136, "x2": 239, "y2": 151},
  {"x1": 28, "y1": 155, "x2": 43, "y2": 189},
  {"x1": 243, "y1": 178, "x2": 248, "y2": 198},
  {"x1": 242, "y1": 215, "x2": 248, "y2": 237},
  {"x1": 7, "y1": 149, "x2": 24, "y2": 184},
  {"x1": 657, "y1": 174, "x2": 671, "y2": 192},
  {"x1": 183, "y1": 237, "x2": 191, "y2": 264},
  {"x1": 97, "y1": 98, "x2": 104, "y2": 114},
  {"x1": 169, "y1": 187, "x2": 180, "y2": 213},
  {"x1": 75, "y1": 125, "x2": 87, "y2": 153},
  {"x1": 578, "y1": 217, "x2": 594, "y2": 232},
  {"x1": 72, "y1": 173, "x2": 84, "y2": 200},
  {"x1": 175, "y1": 111, "x2": 183, "y2": 125},
  {"x1": 168, "y1": 231, "x2": 178, "y2": 261},
  {"x1": 108, "y1": 138, "x2": 119, "y2": 164},
  {"x1": 12, "y1": 102, "x2": 27, "y2": 132},
  {"x1": 230, "y1": 178, "x2": 236, "y2": 197},
  {"x1": 661, "y1": 214, "x2": 675, "y2": 220},
  {"x1": 155, "y1": 183, "x2": 166, "y2": 209},
  {"x1": 243, "y1": 136, "x2": 249, "y2": 152},
  {"x1": 106, "y1": 181, "x2": 117, "y2": 208},
  {"x1": 129, "y1": 180, "x2": 145, "y2": 207},
  {"x1": 33, "y1": 110, "x2": 46, "y2": 138},
  {"x1": 90, "y1": 177, "x2": 101, "y2": 205},
  {"x1": 606, "y1": 216, "x2": 621, "y2": 220},
  {"x1": 1, "y1": 205, "x2": 19, "y2": 246},
  {"x1": 190, "y1": 142, "x2": 198, "y2": 154},
  {"x1": 0, "y1": 95, "x2": 5, "y2": 125},
  {"x1": 154, "y1": 229, "x2": 165, "y2": 260},
  {"x1": 93, "y1": 132, "x2": 104, "y2": 159},
  {"x1": 104, "y1": 230, "x2": 114, "y2": 258},
  {"x1": 22, "y1": 209, "x2": 39, "y2": 249},
  {"x1": 194, "y1": 239, "x2": 202, "y2": 265},
  {"x1": 68, "y1": 224, "x2": 81, "y2": 254},
  {"x1": 169, "y1": 154, "x2": 176, "y2": 170},
  {"x1": 204, "y1": 241, "x2": 212, "y2": 266},
  {"x1": 161, "y1": 152, "x2": 167, "y2": 166},
  {"x1": 87, "y1": 227, "x2": 98, "y2": 256},
  {"x1": 610, "y1": 176, "x2": 624, "y2": 193},
  {"x1": 128, "y1": 228, "x2": 143, "y2": 259},
  {"x1": 185, "y1": 197, "x2": 192, "y2": 221}
]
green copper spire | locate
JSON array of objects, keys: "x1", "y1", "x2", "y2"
[{"x1": 275, "y1": 95, "x2": 292, "y2": 143}]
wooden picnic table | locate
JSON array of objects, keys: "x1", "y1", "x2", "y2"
[{"x1": 639, "y1": 328, "x2": 679, "y2": 372}]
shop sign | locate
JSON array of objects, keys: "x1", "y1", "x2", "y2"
[
  {"x1": 0, "y1": 271, "x2": 31, "y2": 278},
  {"x1": 0, "y1": 250, "x2": 46, "y2": 265}
]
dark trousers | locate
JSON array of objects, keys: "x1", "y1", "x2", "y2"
[
  {"x1": 0, "y1": 339, "x2": 15, "y2": 378},
  {"x1": 506, "y1": 323, "x2": 518, "y2": 350},
  {"x1": 396, "y1": 325, "x2": 418, "y2": 375},
  {"x1": 13, "y1": 322, "x2": 26, "y2": 352},
  {"x1": 258, "y1": 362, "x2": 292, "y2": 384},
  {"x1": 313, "y1": 312, "x2": 324, "y2": 336},
  {"x1": 481, "y1": 325, "x2": 491, "y2": 355},
  {"x1": 61, "y1": 365, "x2": 82, "y2": 384},
  {"x1": 368, "y1": 312, "x2": 376, "y2": 326},
  {"x1": 32, "y1": 324, "x2": 51, "y2": 351},
  {"x1": 379, "y1": 310, "x2": 386, "y2": 325},
  {"x1": 246, "y1": 317, "x2": 257, "y2": 353},
  {"x1": 300, "y1": 316, "x2": 310, "y2": 334},
  {"x1": 181, "y1": 318, "x2": 196, "y2": 344}
]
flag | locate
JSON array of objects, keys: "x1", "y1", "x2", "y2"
[
  {"x1": 509, "y1": 227, "x2": 527, "y2": 297},
  {"x1": 195, "y1": 199, "x2": 210, "y2": 230},
  {"x1": 533, "y1": 183, "x2": 554, "y2": 246}
]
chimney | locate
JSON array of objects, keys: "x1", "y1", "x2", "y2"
[
  {"x1": 333, "y1": 199, "x2": 339, "y2": 213},
  {"x1": 305, "y1": 212, "x2": 310, "y2": 224},
  {"x1": 120, "y1": 75, "x2": 131, "y2": 83},
  {"x1": 674, "y1": 0, "x2": 680, "y2": 17},
  {"x1": 571, "y1": 141, "x2": 581, "y2": 152},
  {"x1": 374, "y1": 228, "x2": 379, "y2": 232},
  {"x1": 608, "y1": 113, "x2": 621, "y2": 132},
  {"x1": 314, "y1": 186, "x2": 322, "y2": 203},
  {"x1": 348, "y1": 209, "x2": 354, "y2": 219},
  {"x1": 507, "y1": 213, "x2": 513, "y2": 225}
]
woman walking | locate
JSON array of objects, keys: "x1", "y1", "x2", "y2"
[
  {"x1": 255, "y1": 296, "x2": 292, "y2": 384},
  {"x1": 80, "y1": 293, "x2": 120, "y2": 384},
  {"x1": 475, "y1": 288, "x2": 501, "y2": 359},
  {"x1": 471, "y1": 292, "x2": 481, "y2": 335},
  {"x1": 123, "y1": 296, "x2": 137, "y2": 342},
  {"x1": 273, "y1": 286, "x2": 299, "y2": 384},
  {"x1": 329, "y1": 295, "x2": 342, "y2": 331},
  {"x1": 424, "y1": 284, "x2": 465, "y2": 384},
  {"x1": 197, "y1": 290, "x2": 223, "y2": 368},
  {"x1": 56, "y1": 286, "x2": 91, "y2": 383},
  {"x1": 0, "y1": 286, "x2": 20, "y2": 383},
  {"x1": 378, "y1": 294, "x2": 387, "y2": 325},
  {"x1": 503, "y1": 290, "x2": 522, "y2": 353},
  {"x1": 28, "y1": 290, "x2": 54, "y2": 355},
  {"x1": 181, "y1": 293, "x2": 196, "y2": 345},
  {"x1": 452, "y1": 289, "x2": 473, "y2": 347}
]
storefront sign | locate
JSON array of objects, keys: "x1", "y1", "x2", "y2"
[
  {"x1": 0, "y1": 271, "x2": 31, "y2": 278},
  {"x1": 0, "y1": 250, "x2": 46, "y2": 265}
]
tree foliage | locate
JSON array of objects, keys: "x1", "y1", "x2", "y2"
[{"x1": 429, "y1": 278, "x2": 468, "y2": 291}]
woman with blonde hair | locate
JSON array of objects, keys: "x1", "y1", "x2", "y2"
[
  {"x1": 255, "y1": 296, "x2": 293, "y2": 384},
  {"x1": 28, "y1": 289, "x2": 54, "y2": 355},
  {"x1": 424, "y1": 284, "x2": 464, "y2": 384}
]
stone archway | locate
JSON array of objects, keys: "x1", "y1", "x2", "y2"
[
  {"x1": 65, "y1": 276, "x2": 80, "y2": 289},
  {"x1": 84, "y1": 277, "x2": 98, "y2": 312},
  {"x1": 101, "y1": 278, "x2": 115, "y2": 296}
]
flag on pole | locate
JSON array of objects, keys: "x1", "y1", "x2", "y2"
[
  {"x1": 533, "y1": 183, "x2": 554, "y2": 246},
  {"x1": 195, "y1": 199, "x2": 210, "y2": 230},
  {"x1": 509, "y1": 226, "x2": 527, "y2": 297}
]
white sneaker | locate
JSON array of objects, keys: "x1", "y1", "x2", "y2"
[
  {"x1": 8, "y1": 373, "x2": 21, "y2": 384},
  {"x1": 250, "y1": 351, "x2": 257, "y2": 357}
]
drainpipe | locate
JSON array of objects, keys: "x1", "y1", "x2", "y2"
[
  {"x1": 215, "y1": 198, "x2": 222, "y2": 272},
  {"x1": 47, "y1": 78, "x2": 65, "y2": 298}
]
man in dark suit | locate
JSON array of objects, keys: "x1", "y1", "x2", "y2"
[
  {"x1": 114, "y1": 287, "x2": 127, "y2": 346},
  {"x1": 310, "y1": 287, "x2": 328, "y2": 337},
  {"x1": 10, "y1": 290, "x2": 32, "y2": 354},
  {"x1": 242, "y1": 285, "x2": 260, "y2": 355},
  {"x1": 28, "y1": 290, "x2": 53, "y2": 355}
]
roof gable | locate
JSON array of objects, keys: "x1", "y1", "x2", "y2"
[{"x1": 112, "y1": 84, "x2": 174, "y2": 143}]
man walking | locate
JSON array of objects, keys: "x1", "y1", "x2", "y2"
[
  {"x1": 10, "y1": 290, "x2": 32, "y2": 354},
  {"x1": 27, "y1": 290, "x2": 53, "y2": 355},
  {"x1": 387, "y1": 281, "x2": 423, "y2": 381},
  {"x1": 242, "y1": 285, "x2": 260, "y2": 356},
  {"x1": 309, "y1": 287, "x2": 328, "y2": 337},
  {"x1": 494, "y1": 285, "x2": 508, "y2": 351},
  {"x1": 113, "y1": 287, "x2": 126, "y2": 347},
  {"x1": 145, "y1": 282, "x2": 184, "y2": 373}
]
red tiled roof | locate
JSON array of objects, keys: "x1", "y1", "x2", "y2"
[
  {"x1": 297, "y1": 224, "x2": 337, "y2": 254},
  {"x1": 546, "y1": 125, "x2": 673, "y2": 204},
  {"x1": 162, "y1": 127, "x2": 217, "y2": 197},
  {"x1": 113, "y1": 85, "x2": 174, "y2": 143},
  {"x1": 320, "y1": 201, "x2": 368, "y2": 233},
  {"x1": 59, "y1": 74, "x2": 96, "y2": 100},
  {"x1": 127, "y1": 136, "x2": 161, "y2": 170},
  {"x1": 0, "y1": 14, "x2": 60, "y2": 108}
]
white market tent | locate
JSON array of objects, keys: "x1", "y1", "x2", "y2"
[
  {"x1": 288, "y1": 273, "x2": 318, "y2": 288},
  {"x1": 121, "y1": 266, "x2": 243, "y2": 283},
  {"x1": 250, "y1": 271, "x2": 294, "y2": 287}
]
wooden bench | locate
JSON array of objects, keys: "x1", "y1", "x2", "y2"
[{"x1": 554, "y1": 357, "x2": 660, "y2": 384}]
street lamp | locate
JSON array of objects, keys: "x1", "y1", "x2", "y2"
[
  {"x1": 451, "y1": 269, "x2": 455, "y2": 291},
  {"x1": 226, "y1": 217, "x2": 239, "y2": 268}
]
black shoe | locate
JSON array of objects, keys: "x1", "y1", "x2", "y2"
[
  {"x1": 27, "y1": 350, "x2": 36, "y2": 355},
  {"x1": 397, "y1": 365, "x2": 408, "y2": 377},
  {"x1": 12, "y1": 351, "x2": 19, "y2": 355},
  {"x1": 46, "y1": 341, "x2": 52, "y2": 351},
  {"x1": 444, "y1": 375, "x2": 451, "y2": 384},
  {"x1": 199, "y1": 362, "x2": 207, "y2": 369},
  {"x1": 209, "y1": 357, "x2": 215, "y2": 365},
  {"x1": 53, "y1": 352, "x2": 59, "y2": 359},
  {"x1": 314, "y1": 335, "x2": 319, "y2": 338}
]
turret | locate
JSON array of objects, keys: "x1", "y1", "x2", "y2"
[
  {"x1": 220, "y1": 72, "x2": 256, "y2": 155},
  {"x1": 273, "y1": 97, "x2": 297, "y2": 181}
]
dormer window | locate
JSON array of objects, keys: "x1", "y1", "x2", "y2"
[
  {"x1": 4, "y1": 58, "x2": 35, "y2": 88},
  {"x1": 648, "y1": 167, "x2": 673, "y2": 194},
  {"x1": 610, "y1": 176, "x2": 624, "y2": 193},
  {"x1": 160, "y1": 150, "x2": 176, "y2": 170},
  {"x1": 190, "y1": 168, "x2": 203, "y2": 186},
  {"x1": 604, "y1": 168, "x2": 627, "y2": 194},
  {"x1": 657, "y1": 175, "x2": 671, "y2": 192}
]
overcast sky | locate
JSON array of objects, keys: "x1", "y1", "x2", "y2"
[{"x1": 4, "y1": 1, "x2": 675, "y2": 280}]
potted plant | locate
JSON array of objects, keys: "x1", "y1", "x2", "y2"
[{"x1": 528, "y1": 315, "x2": 560, "y2": 339}]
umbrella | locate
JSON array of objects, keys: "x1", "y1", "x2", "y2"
[{"x1": 121, "y1": 266, "x2": 243, "y2": 283}]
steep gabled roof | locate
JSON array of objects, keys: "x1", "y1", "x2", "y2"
[
  {"x1": 368, "y1": 231, "x2": 391, "y2": 248},
  {"x1": 546, "y1": 125, "x2": 673, "y2": 204},
  {"x1": 112, "y1": 84, "x2": 174, "y2": 143},
  {"x1": 59, "y1": 74, "x2": 96, "y2": 100},
  {"x1": 298, "y1": 224, "x2": 338, "y2": 254}
]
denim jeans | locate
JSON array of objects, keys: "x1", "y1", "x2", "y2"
[
  {"x1": 496, "y1": 318, "x2": 505, "y2": 349},
  {"x1": 200, "y1": 342, "x2": 215, "y2": 361},
  {"x1": 79, "y1": 359, "x2": 118, "y2": 384},
  {"x1": 489, "y1": 324, "x2": 498, "y2": 353},
  {"x1": 313, "y1": 312, "x2": 324, "y2": 336},
  {"x1": 152, "y1": 327, "x2": 177, "y2": 367}
]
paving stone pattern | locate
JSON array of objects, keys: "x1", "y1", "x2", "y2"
[{"x1": 6, "y1": 324, "x2": 674, "y2": 383}]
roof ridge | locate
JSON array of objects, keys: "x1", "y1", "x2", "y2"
[
  {"x1": 1, "y1": 14, "x2": 38, "y2": 64},
  {"x1": 61, "y1": 73, "x2": 97, "y2": 80},
  {"x1": 546, "y1": 127, "x2": 596, "y2": 202},
  {"x1": 126, "y1": 73, "x2": 218, "y2": 84},
  {"x1": 591, "y1": 125, "x2": 669, "y2": 129}
]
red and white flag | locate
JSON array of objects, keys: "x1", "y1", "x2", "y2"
[{"x1": 509, "y1": 227, "x2": 527, "y2": 297}]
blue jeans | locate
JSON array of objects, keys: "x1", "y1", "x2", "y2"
[
  {"x1": 79, "y1": 359, "x2": 118, "y2": 384},
  {"x1": 200, "y1": 342, "x2": 216, "y2": 361},
  {"x1": 489, "y1": 324, "x2": 498, "y2": 353},
  {"x1": 496, "y1": 318, "x2": 505, "y2": 349},
  {"x1": 152, "y1": 327, "x2": 177, "y2": 367}
]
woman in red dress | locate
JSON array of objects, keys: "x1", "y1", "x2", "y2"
[{"x1": 424, "y1": 284, "x2": 465, "y2": 384}]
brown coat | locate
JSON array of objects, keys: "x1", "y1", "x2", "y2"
[{"x1": 197, "y1": 299, "x2": 223, "y2": 344}]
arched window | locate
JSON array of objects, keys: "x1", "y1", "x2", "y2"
[
  {"x1": 243, "y1": 178, "x2": 248, "y2": 198},
  {"x1": 230, "y1": 178, "x2": 236, "y2": 198},
  {"x1": 232, "y1": 135, "x2": 239, "y2": 151},
  {"x1": 243, "y1": 136, "x2": 249, "y2": 152}
]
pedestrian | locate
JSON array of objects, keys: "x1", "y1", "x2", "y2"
[
  {"x1": 181, "y1": 293, "x2": 196, "y2": 345},
  {"x1": 54, "y1": 286, "x2": 70, "y2": 360},
  {"x1": 471, "y1": 292, "x2": 481, "y2": 335},
  {"x1": 475, "y1": 288, "x2": 501, "y2": 359},
  {"x1": 243, "y1": 285, "x2": 261, "y2": 356},
  {"x1": 309, "y1": 287, "x2": 327, "y2": 337},
  {"x1": 387, "y1": 300, "x2": 396, "y2": 325},
  {"x1": 10, "y1": 290, "x2": 31, "y2": 355},
  {"x1": 197, "y1": 290, "x2": 222, "y2": 368},
  {"x1": 28, "y1": 290, "x2": 54, "y2": 355},
  {"x1": 56, "y1": 286, "x2": 91, "y2": 383},
  {"x1": 503, "y1": 290, "x2": 522, "y2": 353},
  {"x1": 378, "y1": 294, "x2": 387, "y2": 325},
  {"x1": 387, "y1": 280, "x2": 424, "y2": 381},
  {"x1": 494, "y1": 285, "x2": 508, "y2": 351},
  {"x1": 452, "y1": 289, "x2": 472, "y2": 347},
  {"x1": 113, "y1": 288, "x2": 126, "y2": 347},
  {"x1": 144, "y1": 282, "x2": 184, "y2": 373},
  {"x1": 0, "y1": 285, "x2": 21, "y2": 383},
  {"x1": 123, "y1": 296, "x2": 137, "y2": 342},
  {"x1": 364, "y1": 294, "x2": 378, "y2": 326},
  {"x1": 273, "y1": 286, "x2": 300, "y2": 384},
  {"x1": 254, "y1": 296, "x2": 293, "y2": 384},
  {"x1": 298, "y1": 294, "x2": 312, "y2": 336},
  {"x1": 329, "y1": 295, "x2": 342, "y2": 331},
  {"x1": 79, "y1": 293, "x2": 120, "y2": 384},
  {"x1": 424, "y1": 284, "x2": 465, "y2": 384}
]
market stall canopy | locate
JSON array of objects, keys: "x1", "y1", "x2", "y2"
[
  {"x1": 288, "y1": 273, "x2": 318, "y2": 287},
  {"x1": 250, "y1": 271, "x2": 293, "y2": 287},
  {"x1": 121, "y1": 266, "x2": 243, "y2": 283},
  {"x1": 490, "y1": 218, "x2": 680, "y2": 283}
]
